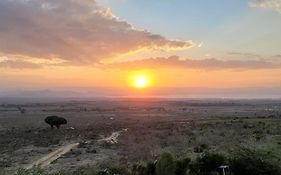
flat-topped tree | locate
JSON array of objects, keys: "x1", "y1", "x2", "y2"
[{"x1": 45, "y1": 116, "x2": 67, "y2": 129}]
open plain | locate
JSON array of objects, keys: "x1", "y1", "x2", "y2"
[{"x1": 0, "y1": 99, "x2": 281, "y2": 174}]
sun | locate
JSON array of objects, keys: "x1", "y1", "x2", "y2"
[
  {"x1": 133, "y1": 75, "x2": 149, "y2": 88},
  {"x1": 128, "y1": 71, "x2": 153, "y2": 89}
]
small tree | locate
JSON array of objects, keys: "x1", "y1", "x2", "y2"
[
  {"x1": 156, "y1": 152, "x2": 176, "y2": 175},
  {"x1": 44, "y1": 116, "x2": 67, "y2": 129}
]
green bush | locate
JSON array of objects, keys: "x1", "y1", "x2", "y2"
[
  {"x1": 194, "y1": 144, "x2": 208, "y2": 153},
  {"x1": 230, "y1": 148, "x2": 281, "y2": 175},
  {"x1": 175, "y1": 157, "x2": 191, "y2": 175},
  {"x1": 190, "y1": 152, "x2": 226, "y2": 175},
  {"x1": 108, "y1": 166, "x2": 131, "y2": 175},
  {"x1": 132, "y1": 161, "x2": 156, "y2": 175},
  {"x1": 156, "y1": 152, "x2": 176, "y2": 175},
  {"x1": 132, "y1": 164, "x2": 147, "y2": 175},
  {"x1": 146, "y1": 162, "x2": 156, "y2": 175}
]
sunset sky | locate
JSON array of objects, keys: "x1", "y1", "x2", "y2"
[{"x1": 0, "y1": 0, "x2": 281, "y2": 98}]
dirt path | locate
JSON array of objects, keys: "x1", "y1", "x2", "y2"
[
  {"x1": 25, "y1": 129, "x2": 127, "y2": 169},
  {"x1": 25, "y1": 143, "x2": 79, "y2": 169},
  {"x1": 99, "y1": 128, "x2": 128, "y2": 144}
]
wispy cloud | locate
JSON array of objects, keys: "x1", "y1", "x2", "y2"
[
  {"x1": 227, "y1": 52, "x2": 263, "y2": 59},
  {"x1": 0, "y1": 59, "x2": 42, "y2": 69},
  {"x1": 0, "y1": 0, "x2": 193, "y2": 65},
  {"x1": 109, "y1": 56, "x2": 281, "y2": 70},
  {"x1": 0, "y1": 55, "x2": 68, "y2": 69},
  {"x1": 249, "y1": 0, "x2": 281, "y2": 14}
]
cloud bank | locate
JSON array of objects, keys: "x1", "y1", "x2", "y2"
[
  {"x1": 110, "y1": 56, "x2": 281, "y2": 70},
  {"x1": 249, "y1": 0, "x2": 281, "y2": 14},
  {"x1": 0, "y1": 0, "x2": 193, "y2": 65}
]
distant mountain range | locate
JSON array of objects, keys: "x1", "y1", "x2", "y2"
[
  {"x1": 0, "y1": 90, "x2": 84, "y2": 98},
  {"x1": 0, "y1": 87, "x2": 281, "y2": 100}
]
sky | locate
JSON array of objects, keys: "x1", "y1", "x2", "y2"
[{"x1": 0, "y1": 0, "x2": 281, "y2": 98}]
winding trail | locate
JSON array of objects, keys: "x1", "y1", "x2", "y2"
[
  {"x1": 99, "y1": 128, "x2": 128, "y2": 144},
  {"x1": 25, "y1": 143, "x2": 79, "y2": 169},
  {"x1": 25, "y1": 129, "x2": 127, "y2": 169}
]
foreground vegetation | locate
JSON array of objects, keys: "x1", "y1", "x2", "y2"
[{"x1": 13, "y1": 148, "x2": 281, "y2": 175}]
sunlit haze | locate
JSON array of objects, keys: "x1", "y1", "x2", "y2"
[{"x1": 0, "y1": 0, "x2": 281, "y2": 98}]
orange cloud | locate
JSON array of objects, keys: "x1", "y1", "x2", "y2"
[
  {"x1": 0, "y1": 59, "x2": 42, "y2": 69},
  {"x1": 109, "y1": 56, "x2": 281, "y2": 70},
  {"x1": 0, "y1": 0, "x2": 193, "y2": 65}
]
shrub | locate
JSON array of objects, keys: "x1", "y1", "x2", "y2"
[
  {"x1": 132, "y1": 164, "x2": 147, "y2": 175},
  {"x1": 156, "y1": 152, "x2": 176, "y2": 175},
  {"x1": 190, "y1": 152, "x2": 226, "y2": 175},
  {"x1": 45, "y1": 116, "x2": 67, "y2": 129},
  {"x1": 145, "y1": 162, "x2": 156, "y2": 175},
  {"x1": 194, "y1": 144, "x2": 209, "y2": 153},
  {"x1": 107, "y1": 166, "x2": 131, "y2": 175},
  {"x1": 175, "y1": 157, "x2": 191, "y2": 175},
  {"x1": 14, "y1": 167, "x2": 48, "y2": 175},
  {"x1": 230, "y1": 148, "x2": 281, "y2": 175}
]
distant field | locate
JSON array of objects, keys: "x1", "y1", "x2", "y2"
[{"x1": 0, "y1": 99, "x2": 281, "y2": 173}]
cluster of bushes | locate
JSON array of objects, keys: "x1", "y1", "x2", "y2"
[
  {"x1": 13, "y1": 148, "x2": 281, "y2": 175},
  {"x1": 130, "y1": 148, "x2": 281, "y2": 175}
]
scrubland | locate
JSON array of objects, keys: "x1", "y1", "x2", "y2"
[{"x1": 0, "y1": 99, "x2": 280, "y2": 174}]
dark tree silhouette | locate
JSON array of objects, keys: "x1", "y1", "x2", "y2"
[{"x1": 44, "y1": 116, "x2": 67, "y2": 129}]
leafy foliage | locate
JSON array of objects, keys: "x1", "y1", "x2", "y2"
[
  {"x1": 155, "y1": 152, "x2": 176, "y2": 175},
  {"x1": 229, "y1": 148, "x2": 281, "y2": 175},
  {"x1": 132, "y1": 162, "x2": 156, "y2": 175},
  {"x1": 175, "y1": 157, "x2": 191, "y2": 175},
  {"x1": 190, "y1": 152, "x2": 226, "y2": 175}
]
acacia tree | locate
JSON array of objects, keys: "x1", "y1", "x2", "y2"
[{"x1": 44, "y1": 116, "x2": 67, "y2": 129}]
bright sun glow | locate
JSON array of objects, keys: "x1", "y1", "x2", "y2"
[{"x1": 133, "y1": 75, "x2": 149, "y2": 88}]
